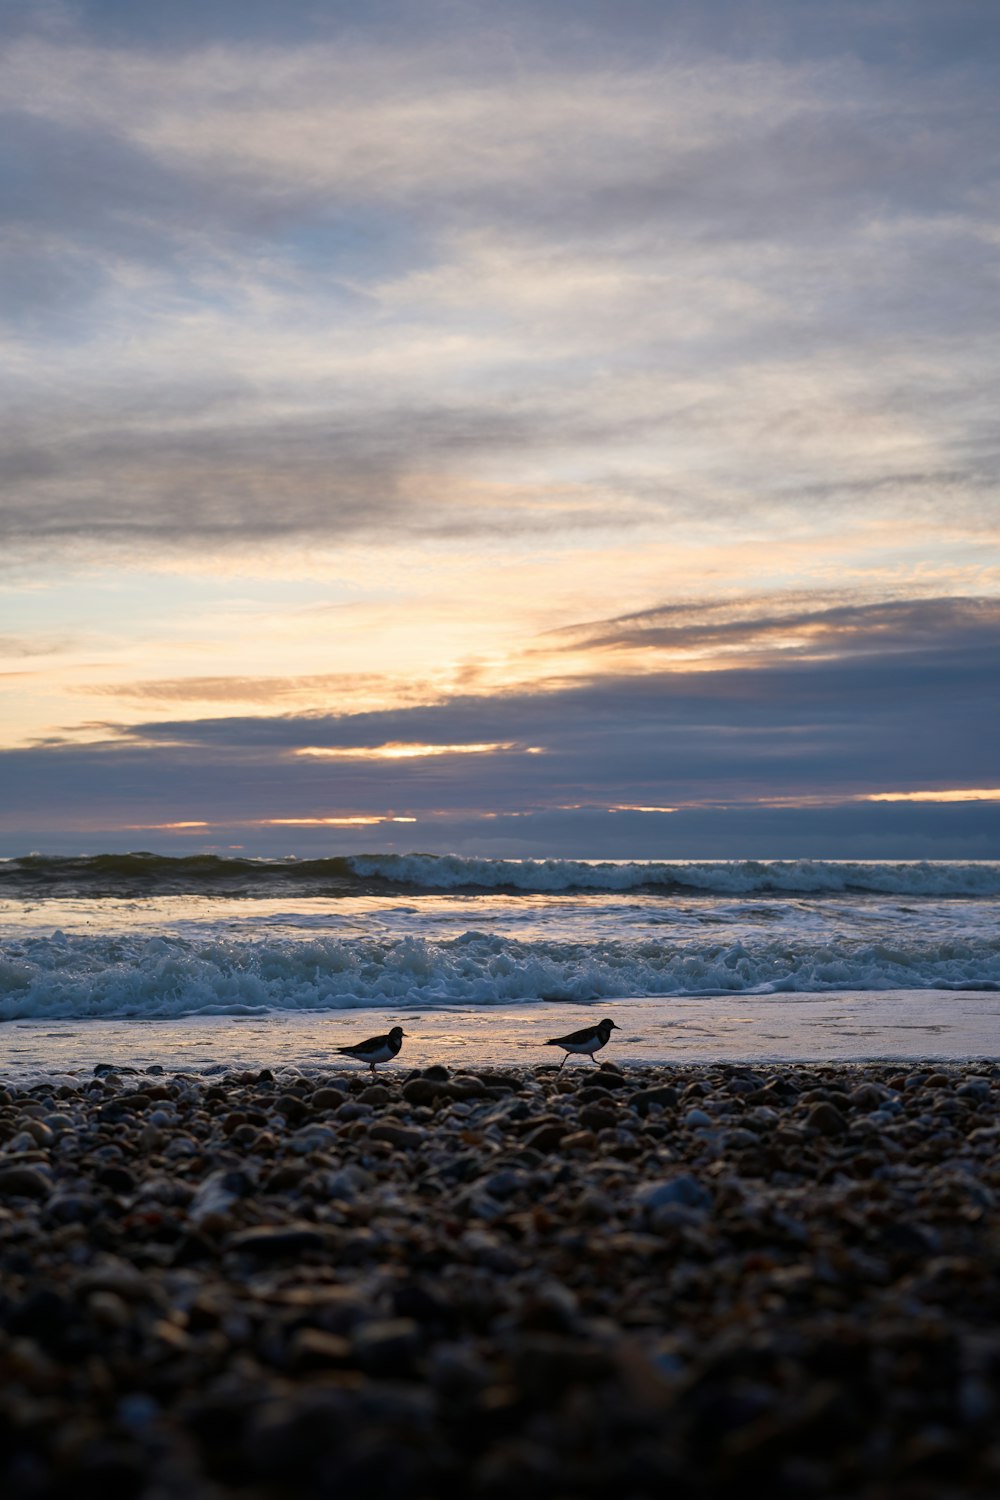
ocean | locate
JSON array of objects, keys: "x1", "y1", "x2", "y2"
[{"x1": 1, "y1": 853, "x2": 998, "y2": 1079}]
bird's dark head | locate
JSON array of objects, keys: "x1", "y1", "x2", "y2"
[
  {"x1": 389, "y1": 1026, "x2": 407, "y2": 1040},
  {"x1": 599, "y1": 1018, "x2": 619, "y2": 1031}
]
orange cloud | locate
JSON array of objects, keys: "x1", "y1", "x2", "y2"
[
  {"x1": 121, "y1": 820, "x2": 210, "y2": 830},
  {"x1": 293, "y1": 741, "x2": 543, "y2": 760},
  {"x1": 263, "y1": 816, "x2": 417, "y2": 826},
  {"x1": 862, "y1": 788, "x2": 1000, "y2": 804}
]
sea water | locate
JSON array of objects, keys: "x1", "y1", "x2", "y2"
[{"x1": 1, "y1": 854, "x2": 998, "y2": 1078}]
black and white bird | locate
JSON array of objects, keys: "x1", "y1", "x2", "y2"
[
  {"x1": 336, "y1": 1025, "x2": 408, "y2": 1075},
  {"x1": 545, "y1": 1017, "x2": 619, "y2": 1069}
]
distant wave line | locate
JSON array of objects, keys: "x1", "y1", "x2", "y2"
[{"x1": 2, "y1": 852, "x2": 1000, "y2": 899}]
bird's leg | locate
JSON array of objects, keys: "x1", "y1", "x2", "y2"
[
  {"x1": 557, "y1": 1052, "x2": 568, "y2": 1071},
  {"x1": 590, "y1": 1052, "x2": 600, "y2": 1065},
  {"x1": 369, "y1": 1062, "x2": 377, "y2": 1077}
]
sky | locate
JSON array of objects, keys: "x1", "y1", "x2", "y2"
[{"x1": 1, "y1": 0, "x2": 998, "y2": 858}]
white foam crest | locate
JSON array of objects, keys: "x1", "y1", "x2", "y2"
[
  {"x1": 346, "y1": 855, "x2": 1000, "y2": 897},
  {"x1": 1, "y1": 929, "x2": 998, "y2": 1020}
]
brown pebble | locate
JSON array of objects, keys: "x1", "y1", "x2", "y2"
[
  {"x1": 805, "y1": 1102, "x2": 849, "y2": 1137},
  {"x1": 561, "y1": 1130, "x2": 598, "y2": 1152},
  {"x1": 523, "y1": 1122, "x2": 568, "y2": 1152},
  {"x1": 0, "y1": 1165, "x2": 51, "y2": 1198},
  {"x1": 273, "y1": 1094, "x2": 309, "y2": 1122},
  {"x1": 580, "y1": 1104, "x2": 618, "y2": 1131},
  {"x1": 311, "y1": 1088, "x2": 347, "y2": 1111}
]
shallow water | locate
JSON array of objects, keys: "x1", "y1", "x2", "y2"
[
  {"x1": 1, "y1": 856, "x2": 998, "y2": 1073},
  {"x1": 2, "y1": 990, "x2": 998, "y2": 1085}
]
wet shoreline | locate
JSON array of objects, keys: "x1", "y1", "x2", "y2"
[{"x1": 2, "y1": 991, "x2": 999, "y2": 1086}]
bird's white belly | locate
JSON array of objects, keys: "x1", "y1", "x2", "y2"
[
  {"x1": 358, "y1": 1044, "x2": 393, "y2": 1063},
  {"x1": 565, "y1": 1036, "x2": 603, "y2": 1054}
]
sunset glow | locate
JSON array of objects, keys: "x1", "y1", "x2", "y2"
[
  {"x1": 294, "y1": 743, "x2": 544, "y2": 761},
  {"x1": 863, "y1": 790, "x2": 1000, "y2": 805},
  {"x1": 262, "y1": 816, "x2": 418, "y2": 828},
  {"x1": 1, "y1": 2, "x2": 997, "y2": 858},
  {"x1": 4, "y1": 13, "x2": 999, "y2": 1491}
]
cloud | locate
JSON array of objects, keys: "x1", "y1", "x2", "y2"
[
  {"x1": 553, "y1": 593, "x2": 1000, "y2": 662},
  {"x1": 79, "y1": 671, "x2": 401, "y2": 704},
  {"x1": 0, "y1": 16, "x2": 996, "y2": 564},
  {"x1": 0, "y1": 633, "x2": 78, "y2": 658},
  {"x1": 6, "y1": 591, "x2": 996, "y2": 841},
  {"x1": 1, "y1": 1, "x2": 997, "y2": 848}
]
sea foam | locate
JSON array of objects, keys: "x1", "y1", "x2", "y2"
[{"x1": 1, "y1": 928, "x2": 998, "y2": 1021}]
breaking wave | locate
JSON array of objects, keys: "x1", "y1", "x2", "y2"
[{"x1": 1, "y1": 929, "x2": 998, "y2": 1020}]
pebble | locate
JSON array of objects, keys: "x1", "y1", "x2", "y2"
[
  {"x1": 0, "y1": 1164, "x2": 51, "y2": 1198},
  {"x1": 806, "y1": 1101, "x2": 849, "y2": 1136},
  {"x1": 401, "y1": 1077, "x2": 447, "y2": 1107},
  {"x1": 522, "y1": 1121, "x2": 567, "y2": 1152},
  {"x1": 369, "y1": 1122, "x2": 425, "y2": 1150},
  {"x1": 636, "y1": 1174, "x2": 713, "y2": 1212},
  {"x1": 311, "y1": 1087, "x2": 347, "y2": 1111},
  {"x1": 227, "y1": 1225, "x2": 335, "y2": 1259},
  {"x1": 0, "y1": 1058, "x2": 997, "y2": 1497},
  {"x1": 353, "y1": 1318, "x2": 421, "y2": 1375}
]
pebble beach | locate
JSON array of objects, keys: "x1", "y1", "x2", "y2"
[{"x1": 2, "y1": 1057, "x2": 999, "y2": 1498}]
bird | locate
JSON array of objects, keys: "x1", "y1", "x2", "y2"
[
  {"x1": 545, "y1": 1017, "x2": 619, "y2": 1069},
  {"x1": 336, "y1": 1025, "x2": 408, "y2": 1075}
]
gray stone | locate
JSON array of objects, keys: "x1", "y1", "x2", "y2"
[
  {"x1": 683, "y1": 1108, "x2": 713, "y2": 1128},
  {"x1": 636, "y1": 1174, "x2": 712, "y2": 1212},
  {"x1": 480, "y1": 1169, "x2": 528, "y2": 1200},
  {"x1": 335, "y1": 1100, "x2": 373, "y2": 1121}
]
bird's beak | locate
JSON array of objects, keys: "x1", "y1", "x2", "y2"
[
  {"x1": 611, "y1": 1021, "x2": 620, "y2": 1028},
  {"x1": 400, "y1": 1030, "x2": 409, "y2": 1037}
]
